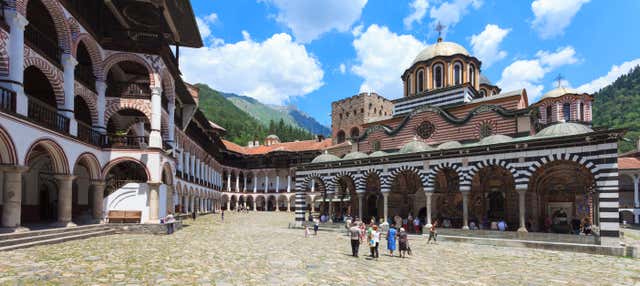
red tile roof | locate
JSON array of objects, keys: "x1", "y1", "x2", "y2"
[
  {"x1": 619, "y1": 157, "x2": 640, "y2": 170},
  {"x1": 222, "y1": 138, "x2": 332, "y2": 155}
]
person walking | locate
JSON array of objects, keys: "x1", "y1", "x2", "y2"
[
  {"x1": 192, "y1": 210, "x2": 197, "y2": 221},
  {"x1": 387, "y1": 223, "x2": 397, "y2": 257},
  {"x1": 427, "y1": 220, "x2": 438, "y2": 244},
  {"x1": 370, "y1": 225, "x2": 380, "y2": 259},
  {"x1": 221, "y1": 210, "x2": 224, "y2": 222},
  {"x1": 313, "y1": 219, "x2": 319, "y2": 235},
  {"x1": 398, "y1": 227, "x2": 409, "y2": 258},
  {"x1": 413, "y1": 217, "x2": 421, "y2": 234},
  {"x1": 304, "y1": 225, "x2": 310, "y2": 238},
  {"x1": 349, "y1": 222, "x2": 362, "y2": 257}
]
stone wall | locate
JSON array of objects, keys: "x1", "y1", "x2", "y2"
[
  {"x1": 331, "y1": 93, "x2": 393, "y2": 145},
  {"x1": 109, "y1": 220, "x2": 183, "y2": 235}
]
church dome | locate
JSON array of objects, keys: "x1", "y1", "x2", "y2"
[
  {"x1": 369, "y1": 151, "x2": 388, "y2": 157},
  {"x1": 478, "y1": 134, "x2": 513, "y2": 145},
  {"x1": 266, "y1": 134, "x2": 279, "y2": 140},
  {"x1": 412, "y1": 40, "x2": 470, "y2": 65},
  {"x1": 438, "y1": 141, "x2": 463, "y2": 149},
  {"x1": 311, "y1": 152, "x2": 339, "y2": 163},
  {"x1": 541, "y1": 87, "x2": 580, "y2": 100},
  {"x1": 342, "y1": 151, "x2": 368, "y2": 160},
  {"x1": 399, "y1": 139, "x2": 435, "y2": 153},
  {"x1": 535, "y1": 122, "x2": 593, "y2": 137}
]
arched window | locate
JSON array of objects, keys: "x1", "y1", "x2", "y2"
[
  {"x1": 479, "y1": 90, "x2": 486, "y2": 97},
  {"x1": 579, "y1": 102, "x2": 584, "y2": 120},
  {"x1": 546, "y1": 105, "x2": 553, "y2": 122},
  {"x1": 350, "y1": 127, "x2": 360, "y2": 139},
  {"x1": 416, "y1": 69, "x2": 424, "y2": 92},
  {"x1": 433, "y1": 64, "x2": 443, "y2": 89},
  {"x1": 453, "y1": 62, "x2": 462, "y2": 85},
  {"x1": 563, "y1": 103, "x2": 571, "y2": 121},
  {"x1": 336, "y1": 130, "x2": 346, "y2": 143},
  {"x1": 406, "y1": 74, "x2": 411, "y2": 95},
  {"x1": 468, "y1": 64, "x2": 476, "y2": 86}
]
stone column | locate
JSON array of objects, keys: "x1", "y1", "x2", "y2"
[
  {"x1": 286, "y1": 198, "x2": 291, "y2": 212},
  {"x1": 91, "y1": 181, "x2": 106, "y2": 222},
  {"x1": 243, "y1": 175, "x2": 247, "y2": 192},
  {"x1": 227, "y1": 199, "x2": 230, "y2": 211},
  {"x1": 287, "y1": 175, "x2": 291, "y2": 192},
  {"x1": 275, "y1": 197, "x2": 280, "y2": 212},
  {"x1": 264, "y1": 175, "x2": 269, "y2": 193},
  {"x1": 149, "y1": 86, "x2": 163, "y2": 148},
  {"x1": 357, "y1": 192, "x2": 364, "y2": 220},
  {"x1": 227, "y1": 173, "x2": 232, "y2": 192},
  {"x1": 425, "y1": 192, "x2": 432, "y2": 225},
  {"x1": 276, "y1": 175, "x2": 280, "y2": 193},
  {"x1": 634, "y1": 175, "x2": 640, "y2": 208},
  {"x1": 382, "y1": 191, "x2": 389, "y2": 223},
  {"x1": 3, "y1": 11, "x2": 28, "y2": 116},
  {"x1": 168, "y1": 103, "x2": 175, "y2": 145},
  {"x1": 327, "y1": 193, "x2": 334, "y2": 223},
  {"x1": 461, "y1": 191, "x2": 469, "y2": 230},
  {"x1": 253, "y1": 175, "x2": 258, "y2": 193},
  {"x1": 95, "y1": 81, "x2": 107, "y2": 134},
  {"x1": 166, "y1": 185, "x2": 174, "y2": 214},
  {"x1": 61, "y1": 54, "x2": 78, "y2": 136},
  {"x1": 148, "y1": 182, "x2": 161, "y2": 223},
  {"x1": 517, "y1": 189, "x2": 528, "y2": 232},
  {"x1": 1, "y1": 166, "x2": 27, "y2": 228},
  {"x1": 235, "y1": 174, "x2": 240, "y2": 192},
  {"x1": 55, "y1": 175, "x2": 76, "y2": 227}
]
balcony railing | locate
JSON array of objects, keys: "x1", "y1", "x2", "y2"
[
  {"x1": 27, "y1": 96, "x2": 70, "y2": 134},
  {"x1": 107, "y1": 82, "x2": 151, "y2": 99},
  {"x1": 0, "y1": 86, "x2": 16, "y2": 114},
  {"x1": 77, "y1": 121, "x2": 106, "y2": 147},
  {"x1": 106, "y1": 135, "x2": 148, "y2": 148},
  {"x1": 75, "y1": 64, "x2": 96, "y2": 91},
  {"x1": 25, "y1": 25, "x2": 61, "y2": 65}
]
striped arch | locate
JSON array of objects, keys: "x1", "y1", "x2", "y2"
[
  {"x1": 17, "y1": 0, "x2": 72, "y2": 53},
  {"x1": 102, "y1": 53, "x2": 156, "y2": 86},
  {"x1": 331, "y1": 171, "x2": 358, "y2": 194},
  {"x1": 300, "y1": 173, "x2": 328, "y2": 193},
  {"x1": 74, "y1": 82, "x2": 99, "y2": 125},
  {"x1": 524, "y1": 153, "x2": 597, "y2": 190},
  {"x1": 72, "y1": 152, "x2": 101, "y2": 180},
  {"x1": 0, "y1": 124, "x2": 18, "y2": 164},
  {"x1": 466, "y1": 158, "x2": 517, "y2": 184},
  {"x1": 72, "y1": 34, "x2": 104, "y2": 80},
  {"x1": 101, "y1": 157, "x2": 151, "y2": 181},
  {"x1": 104, "y1": 98, "x2": 152, "y2": 124},
  {"x1": 24, "y1": 138, "x2": 70, "y2": 174},
  {"x1": 360, "y1": 168, "x2": 386, "y2": 191},
  {"x1": 388, "y1": 165, "x2": 427, "y2": 191},
  {"x1": 24, "y1": 56, "x2": 65, "y2": 108},
  {"x1": 425, "y1": 162, "x2": 463, "y2": 192}
]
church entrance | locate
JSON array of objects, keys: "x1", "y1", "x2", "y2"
[
  {"x1": 432, "y1": 168, "x2": 462, "y2": 228},
  {"x1": 470, "y1": 165, "x2": 516, "y2": 229},
  {"x1": 363, "y1": 173, "x2": 382, "y2": 223}
]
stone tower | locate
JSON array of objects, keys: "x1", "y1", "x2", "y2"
[{"x1": 330, "y1": 92, "x2": 394, "y2": 144}]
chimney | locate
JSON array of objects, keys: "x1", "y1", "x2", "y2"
[{"x1": 316, "y1": 134, "x2": 325, "y2": 142}]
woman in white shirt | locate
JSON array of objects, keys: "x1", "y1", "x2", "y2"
[{"x1": 369, "y1": 225, "x2": 380, "y2": 259}]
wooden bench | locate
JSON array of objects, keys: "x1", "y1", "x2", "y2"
[{"x1": 107, "y1": 210, "x2": 142, "y2": 223}]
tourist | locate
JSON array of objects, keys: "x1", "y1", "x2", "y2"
[
  {"x1": 349, "y1": 222, "x2": 362, "y2": 257},
  {"x1": 359, "y1": 220, "x2": 366, "y2": 242},
  {"x1": 571, "y1": 218, "x2": 582, "y2": 235},
  {"x1": 221, "y1": 210, "x2": 224, "y2": 222},
  {"x1": 407, "y1": 214, "x2": 413, "y2": 232},
  {"x1": 370, "y1": 225, "x2": 380, "y2": 259},
  {"x1": 498, "y1": 219, "x2": 507, "y2": 231},
  {"x1": 165, "y1": 213, "x2": 175, "y2": 235},
  {"x1": 413, "y1": 216, "x2": 421, "y2": 234},
  {"x1": 544, "y1": 216, "x2": 552, "y2": 232},
  {"x1": 427, "y1": 220, "x2": 438, "y2": 244},
  {"x1": 387, "y1": 223, "x2": 397, "y2": 257},
  {"x1": 314, "y1": 219, "x2": 319, "y2": 235},
  {"x1": 442, "y1": 218, "x2": 451, "y2": 228},
  {"x1": 379, "y1": 218, "x2": 389, "y2": 234},
  {"x1": 398, "y1": 227, "x2": 409, "y2": 258},
  {"x1": 469, "y1": 221, "x2": 477, "y2": 230},
  {"x1": 581, "y1": 218, "x2": 592, "y2": 235},
  {"x1": 394, "y1": 215, "x2": 402, "y2": 230},
  {"x1": 192, "y1": 210, "x2": 197, "y2": 221},
  {"x1": 304, "y1": 225, "x2": 310, "y2": 238}
]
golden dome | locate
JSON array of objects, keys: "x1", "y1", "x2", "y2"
[
  {"x1": 541, "y1": 87, "x2": 580, "y2": 100},
  {"x1": 412, "y1": 40, "x2": 470, "y2": 65}
]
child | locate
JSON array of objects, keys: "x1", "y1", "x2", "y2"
[{"x1": 304, "y1": 225, "x2": 310, "y2": 238}]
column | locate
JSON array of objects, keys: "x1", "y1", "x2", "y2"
[
  {"x1": 357, "y1": 192, "x2": 364, "y2": 220},
  {"x1": 235, "y1": 173, "x2": 240, "y2": 192},
  {"x1": 95, "y1": 81, "x2": 107, "y2": 134},
  {"x1": 311, "y1": 179, "x2": 315, "y2": 192},
  {"x1": 227, "y1": 173, "x2": 232, "y2": 192},
  {"x1": 310, "y1": 196, "x2": 316, "y2": 213},
  {"x1": 634, "y1": 175, "x2": 639, "y2": 208},
  {"x1": 275, "y1": 197, "x2": 280, "y2": 212},
  {"x1": 148, "y1": 182, "x2": 161, "y2": 223},
  {"x1": 425, "y1": 192, "x2": 432, "y2": 225},
  {"x1": 3, "y1": 11, "x2": 28, "y2": 116},
  {"x1": 382, "y1": 191, "x2": 389, "y2": 223},
  {"x1": 226, "y1": 199, "x2": 230, "y2": 211},
  {"x1": 461, "y1": 191, "x2": 469, "y2": 230},
  {"x1": 91, "y1": 181, "x2": 106, "y2": 222},
  {"x1": 275, "y1": 175, "x2": 280, "y2": 193},
  {"x1": 1, "y1": 166, "x2": 27, "y2": 228},
  {"x1": 243, "y1": 175, "x2": 247, "y2": 192},
  {"x1": 253, "y1": 174, "x2": 258, "y2": 193},
  {"x1": 149, "y1": 86, "x2": 163, "y2": 148},
  {"x1": 168, "y1": 102, "x2": 175, "y2": 145},
  {"x1": 286, "y1": 175, "x2": 291, "y2": 193},
  {"x1": 61, "y1": 54, "x2": 78, "y2": 136},
  {"x1": 264, "y1": 175, "x2": 269, "y2": 193},
  {"x1": 55, "y1": 175, "x2": 76, "y2": 227},
  {"x1": 294, "y1": 192, "x2": 306, "y2": 224},
  {"x1": 517, "y1": 189, "x2": 528, "y2": 232},
  {"x1": 327, "y1": 193, "x2": 334, "y2": 223}
]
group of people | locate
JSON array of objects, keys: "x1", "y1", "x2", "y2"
[{"x1": 347, "y1": 217, "x2": 417, "y2": 259}]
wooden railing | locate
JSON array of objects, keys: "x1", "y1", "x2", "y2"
[
  {"x1": 106, "y1": 135, "x2": 148, "y2": 148},
  {"x1": 25, "y1": 24, "x2": 61, "y2": 65},
  {"x1": 77, "y1": 121, "x2": 106, "y2": 147},
  {"x1": 0, "y1": 86, "x2": 16, "y2": 114},
  {"x1": 27, "y1": 96, "x2": 69, "y2": 134},
  {"x1": 107, "y1": 82, "x2": 151, "y2": 99}
]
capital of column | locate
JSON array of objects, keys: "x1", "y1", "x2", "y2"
[
  {"x1": 424, "y1": 191, "x2": 433, "y2": 198},
  {"x1": 61, "y1": 54, "x2": 78, "y2": 68},
  {"x1": 147, "y1": 181, "x2": 162, "y2": 188},
  {"x1": 95, "y1": 80, "x2": 107, "y2": 94},
  {"x1": 151, "y1": 86, "x2": 163, "y2": 96},
  {"x1": 53, "y1": 174, "x2": 77, "y2": 182},
  {"x1": 0, "y1": 165, "x2": 29, "y2": 173},
  {"x1": 90, "y1": 180, "x2": 106, "y2": 188},
  {"x1": 5, "y1": 10, "x2": 28, "y2": 30}
]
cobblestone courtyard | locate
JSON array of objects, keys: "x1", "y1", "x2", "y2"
[{"x1": 0, "y1": 213, "x2": 638, "y2": 285}]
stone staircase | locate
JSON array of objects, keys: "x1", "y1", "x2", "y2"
[{"x1": 0, "y1": 225, "x2": 116, "y2": 251}]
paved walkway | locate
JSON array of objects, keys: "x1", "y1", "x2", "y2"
[{"x1": 0, "y1": 212, "x2": 638, "y2": 285}]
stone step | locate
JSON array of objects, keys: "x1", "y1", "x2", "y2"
[
  {"x1": 0, "y1": 224, "x2": 108, "y2": 241},
  {"x1": 0, "y1": 229, "x2": 116, "y2": 251},
  {"x1": 0, "y1": 226, "x2": 112, "y2": 248}
]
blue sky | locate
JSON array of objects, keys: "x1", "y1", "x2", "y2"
[{"x1": 181, "y1": 0, "x2": 640, "y2": 126}]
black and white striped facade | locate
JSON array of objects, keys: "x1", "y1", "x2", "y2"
[
  {"x1": 393, "y1": 86, "x2": 476, "y2": 116},
  {"x1": 294, "y1": 129, "x2": 622, "y2": 246}
]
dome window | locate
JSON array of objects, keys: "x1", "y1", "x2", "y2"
[
  {"x1": 433, "y1": 64, "x2": 444, "y2": 89},
  {"x1": 579, "y1": 102, "x2": 584, "y2": 120},
  {"x1": 479, "y1": 89, "x2": 486, "y2": 97},
  {"x1": 563, "y1": 103, "x2": 571, "y2": 122},
  {"x1": 546, "y1": 105, "x2": 553, "y2": 123},
  {"x1": 453, "y1": 62, "x2": 462, "y2": 85},
  {"x1": 468, "y1": 64, "x2": 476, "y2": 87},
  {"x1": 416, "y1": 69, "x2": 425, "y2": 92}
]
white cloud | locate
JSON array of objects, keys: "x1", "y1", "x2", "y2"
[
  {"x1": 535, "y1": 46, "x2": 578, "y2": 70},
  {"x1": 351, "y1": 25, "x2": 426, "y2": 99},
  {"x1": 403, "y1": 0, "x2": 429, "y2": 30},
  {"x1": 339, "y1": 64, "x2": 346, "y2": 74},
  {"x1": 180, "y1": 32, "x2": 324, "y2": 105},
  {"x1": 195, "y1": 17, "x2": 211, "y2": 39},
  {"x1": 577, "y1": 58, "x2": 640, "y2": 93},
  {"x1": 351, "y1": 24, "x2": 364, "y2": 37},
  {"x1": 497, "y1": 46, "x2": 579, "y2": 101},
  {"x1": 470, "y1": 24, "x2": 510, "y2": 67},
  {"x1": 196, "y1": 13, "x2": 224, "y2": 45},
  {"x1": 263, "y1": 0, "x2": 367, "y2": 43},
  {"x1": 204, "y1": 13, "x2": 219, "y2": 24},
  {"x1": 531, "y1": 0, "x2": 589, "y2": 39},
  {"x1": 429, "y1": 0, "x2": 482, "y2": 36}
]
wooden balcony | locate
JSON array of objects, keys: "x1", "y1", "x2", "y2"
[
  {"x1": 106, "y1": 135, "x2": 149, "y2": 149},
  {"x1": 27, "y1": 96, "x2": 70, "y2": 134},
  {"x1": 0, "y1": 86, "x2": 16, "y2": 114},
  {"x1": 77, "y1": 121, "x2": 107, "y2": 147},
  {"x1": 107, "y1": 82, "x2": 151, "y2": 99}
]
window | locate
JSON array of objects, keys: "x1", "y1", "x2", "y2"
[
  {"x1": 479, "y1": 90, "x2": 486, "y2": 97},
  {"x1": 546, "y1": 105, "x2": 553, "y2": 122},
  {"x1": 406, "y1": 75, "x2": 411, "y2": 96},
  {"x1": 416, "y1": 69, "x2": 424, "y2": 92},
  {"x1": 563, "y1": 103, "x2": 571, "y2": 121},
  {"x1": 453, "y1": 63, "x2": 462, "y2": 85},
  {"x1": 350, "y1": 127, "x2": 360, "y2": 138},
  {"x1": 433, "y1": 64, "x2": 443, "y2": 89},
  {"x1": 579, "y1": 102, "x2": 584, "y2": 120},
  {"x1": 339, "y1": 113, "x2": 343, "y2": 119},
  {"x1": 361, "y1": 108, "x2": 364, "y2": 113},
  {"x1": 468, "y1": 64, "x2": 476, "y2": 86},
  {"x1": 372, "y1": 141, "x2": 381, "y2": 151},
  {"x1": 336, "y1": 130, "x2": 346, "y2": 143}
]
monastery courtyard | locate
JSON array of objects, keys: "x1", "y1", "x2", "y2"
[{"x1": 0, "y1": 213, "x2": 636, "y2": 285}]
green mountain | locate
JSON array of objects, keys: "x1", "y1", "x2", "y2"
[
  {"x1": 592, "y1": 65, "x2": 640, "y2": 153},
  {"x1": 220, "y1": 92, "x2": 331, "y2": 136},
  {"x1": 195, "y1": 84, "x2": 315, "y2": 145}
]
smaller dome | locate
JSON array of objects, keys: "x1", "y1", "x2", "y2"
[
  {"x1": 412, "y1": 40, "x2": 470, "y2": 65},
  {"x1": 438, "y1": 141, "x2": 463, "y2": 149},
  {"x1": 541, "y1": 87, "x2": 580, "y2": 100},
  {"x1": 478, "y1": 134, "x2": 513, "y2": 145},
  {"x1": 342, "y1": 151, "x2": 368, "y2": 160},
  {"x1": 369, "y1": 151, "x2": 388, "y2": 157},
  {"x1": 399, "y1": 139, "x2": 435, "y2": 153},
  {"x1": 311, "y1": 152, "x2": 339, "y2": 163},
  {"x1": 535, "y1": 122, "x2": 593, "y2": 137},
  {"x1": 479, "y1": 74, "x2": 492, "y2": 85},
  {"x1": 266, "y1": 134, "x2": 279, "y2": 139}
]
